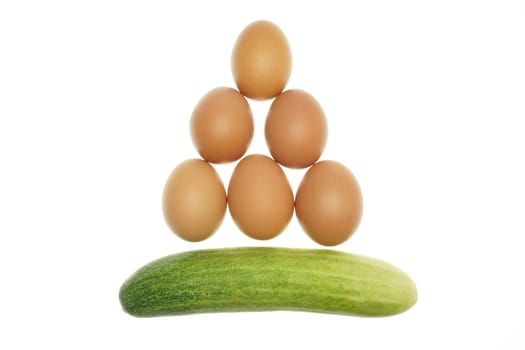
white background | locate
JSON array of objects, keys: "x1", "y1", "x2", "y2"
[{"x1": 1, "y1": 1, "x2": 524, "y2": 348}]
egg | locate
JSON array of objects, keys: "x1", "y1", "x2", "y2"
[
  {"x1": 265, "y1": 89, "x2": 328, "y2": 169},
  {"x1": 190, "y1": 87, "x2": 254, "y2": 164},
  {"x1": 231, "y1": 20, "x2": 292, "y2": 100},
  {"x1": 228, "y1": 154, "x2": 294, "y2": 240},
  {"x1": 162, "y1": 159, "x2": 227, "y2": 242},
  {"x1": 295, "y1": 160, "x2": 363, "y2": 246}
]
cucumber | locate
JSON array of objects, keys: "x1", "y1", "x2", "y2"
[{"x1": 119, "y1": 247, "x2": 417, "y2": 317}]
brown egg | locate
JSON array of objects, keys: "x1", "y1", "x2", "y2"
[
  {"x1": 228, "y1": 154, "x2": 294, "y2": 240},
  {"x1": 190, "y1": 87, "x2": 254, "y2": 164},
  {"x1": 265, "y1": 89, "x2": 328, "y2": 169},
  {"x1": 162, "y1": 159, "x2": 227, "y2": 242},
  {"x1": 295, "y1": 160, "x2": 363, "y2": 246},
  {"x1": 231, "y1": 20, "x2": 292, "y2": 100}
]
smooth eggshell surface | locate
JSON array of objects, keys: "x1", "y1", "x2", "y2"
[
  {"x1": 295, "y1": 160, "x2": 363, "y2": 246},
  {"x1": 231, "y1": 20, "x2": 292, "y2": 100},
  {"x1": 162, "y1": 159, "x2": 227, "y2": 242},
  {"x1": 227, "y1": 154, "x2": 294, "y2": 240},
  {"x1": 265, "y1": 89, "x2": 328, "y2": 169},
  {"x1": 190, "y1": 87, "x2": 254, "y2": 164}
]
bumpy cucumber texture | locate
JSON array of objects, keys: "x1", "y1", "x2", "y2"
[{"x1": 119, "y1": 247, "x2": 417, "y2": 317}]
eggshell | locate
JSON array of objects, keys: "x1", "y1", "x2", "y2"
[
  {"x1": 162, "y1": 159, "x2": 227, "y2": 242},
  {"x1": 190, "y1": 87, "x2": 254, "y2": 163},
  {"x1": 231, "y1": 20, "x2": 292, "y2": 100},
  {"x1": 227, "y1": 154, "x2": 294, "y2": 240},
  {"x1": 295, "y1": 160, "x2": 363, "y2": 246},
  {"x1": 265, "y1": 89, "x2": 328, "y2": 169}
]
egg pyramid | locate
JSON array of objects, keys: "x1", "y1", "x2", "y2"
[{"x1": 162, "y1": 20, "x2": 363, "y2": 247}]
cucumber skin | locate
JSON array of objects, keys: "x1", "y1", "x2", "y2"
[{"x1": 119, "y1": 247, "x2": 417, "y2": 317}]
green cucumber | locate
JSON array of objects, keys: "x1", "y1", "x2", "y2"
[{"x1": 119, "y1": 247, "x2": 417, "y2": 317}]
